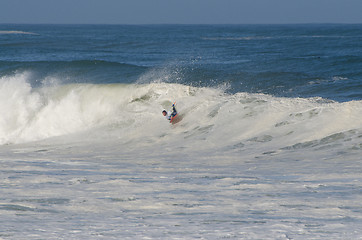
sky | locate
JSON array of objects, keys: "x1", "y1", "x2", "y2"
[{"x1": 1, "y1": 0, "x2": 362, "y2": 25}]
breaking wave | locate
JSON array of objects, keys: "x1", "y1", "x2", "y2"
[{"x1": 1, "y1": 72, "x2": 361, "y2": 155}]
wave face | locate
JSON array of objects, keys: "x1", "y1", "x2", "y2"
[{"x1": 1, "y1": 72, "x2": 361, "y2": 156}]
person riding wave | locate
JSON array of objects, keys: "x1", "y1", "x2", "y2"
[{"x1": 162, "y1": 103, "x2": 177, "y2": 121}]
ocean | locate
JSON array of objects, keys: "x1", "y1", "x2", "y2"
[{"x1": 0, "y1": 24, "x2": 362, "y2": 239}]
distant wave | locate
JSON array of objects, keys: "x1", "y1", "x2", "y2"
[
  {"x1": 0, "y1": 30, "x2": 38, "y2": 35},
  {"x1": 202, "y1": 35, "x2": 352, "y2": 41}
]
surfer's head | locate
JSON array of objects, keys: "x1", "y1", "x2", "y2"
[{"x1": 162, "y1": 110, "x2": 167, "y2": 116}]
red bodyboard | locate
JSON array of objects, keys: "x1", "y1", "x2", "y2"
[{"x1": 170, "y1": 114, "x2": 180, "y2": 124}]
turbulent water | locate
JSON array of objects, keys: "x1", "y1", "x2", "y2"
[{"x1": 0, "y1": 24, "x2": 362, "y2": 239}]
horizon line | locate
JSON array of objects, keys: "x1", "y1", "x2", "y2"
[{"x1": 1, "y1": 22, "x2": 362, "y2": 26}]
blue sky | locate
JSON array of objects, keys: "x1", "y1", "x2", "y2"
[{"x1": 1, "y1": 0, "x2": 362, "y2": 24}]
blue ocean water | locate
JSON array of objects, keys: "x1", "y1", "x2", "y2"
[
  {"x1": 0, "y1": 24, "x2": 362, "y2": 239},
  {"x1": 1, "y1": 24, "x2": 362, "y2": 101}
]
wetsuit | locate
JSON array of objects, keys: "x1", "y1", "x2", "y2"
[{"x1": 165, "y1": 104, "x2": 177, "y2": 121}]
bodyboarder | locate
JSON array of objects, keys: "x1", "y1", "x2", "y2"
[{"x1": 162, "y1": 103, "x2": 177, "y2": 122}]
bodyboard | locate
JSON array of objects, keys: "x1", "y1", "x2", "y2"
[{"x1": 170, "y1": 114, "x2": 182, "y2": 124}]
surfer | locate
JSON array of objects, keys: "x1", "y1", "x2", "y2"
[{"x1": 162, "y1": 103, "x2": 177, "y2": 121}]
